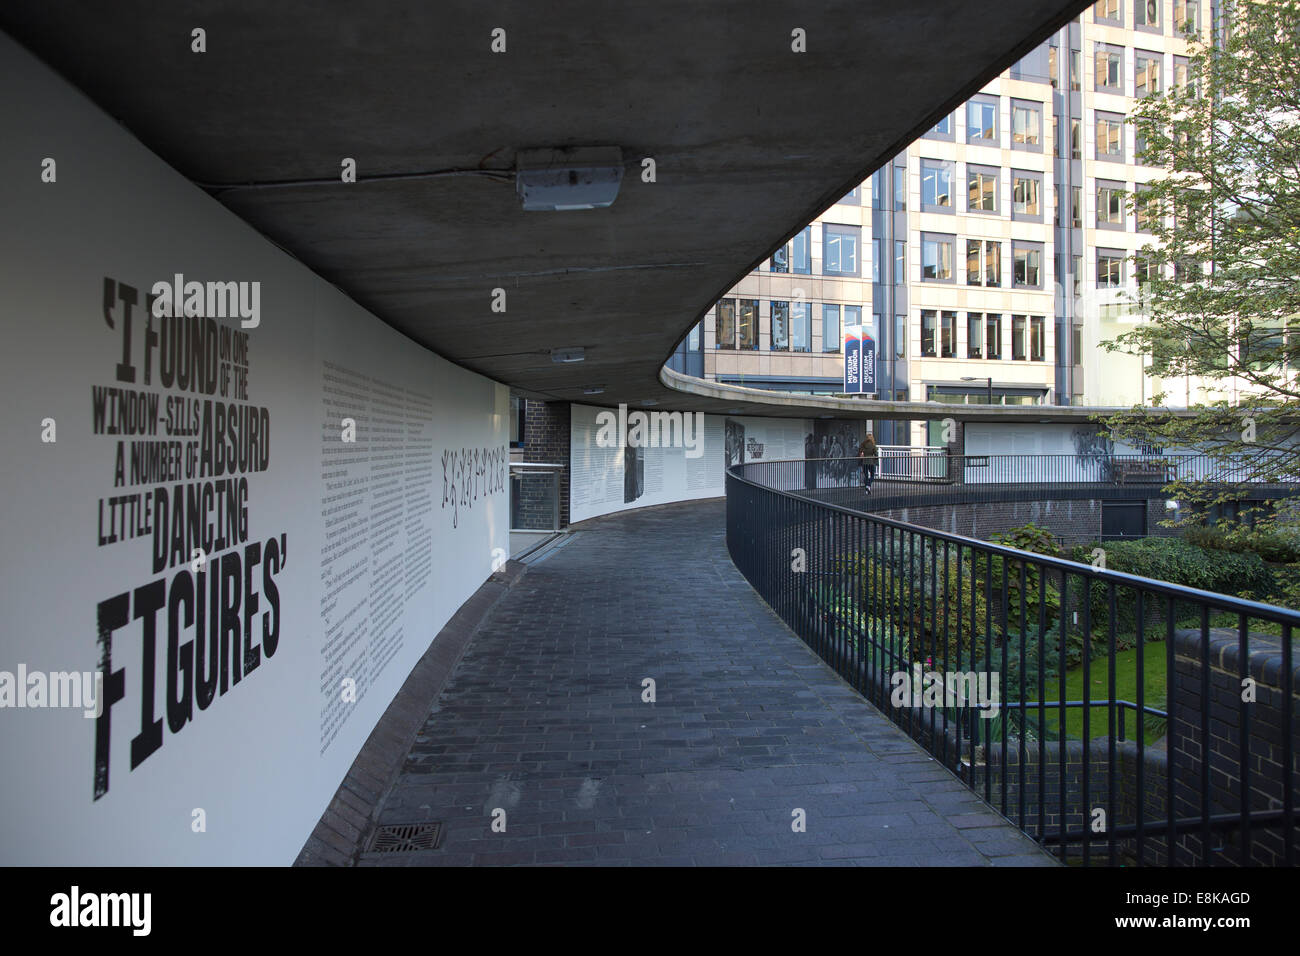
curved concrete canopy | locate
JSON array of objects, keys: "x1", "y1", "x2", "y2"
[{"x1": 1, "y1": 0, "x2": 1093, "y2": 416}]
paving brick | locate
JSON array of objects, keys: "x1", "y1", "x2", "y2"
[{"x1": 351, "y1": 500, "x2": 1056, "y2": 868}]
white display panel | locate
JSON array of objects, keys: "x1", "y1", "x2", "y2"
[
  {"x1": 569, "y1": 404, "x2": 864, "y2": 523},
  {"x1": 0, "y1": 35, "x2": 508, "y2": 864}
]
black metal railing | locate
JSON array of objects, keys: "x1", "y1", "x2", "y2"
[
  {"x1": 727, "y1": 457, "x2": 1299, "y2": 866},
  {"x1": 800, "y1": 451, "x2": 1300, "y2": 487}
]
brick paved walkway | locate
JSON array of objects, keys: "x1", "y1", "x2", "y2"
[{"x1": 363, "y1": 499, "x2": 1055, "y2": 866}]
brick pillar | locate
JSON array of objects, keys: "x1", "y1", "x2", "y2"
[{"x1": 523, "y1": 400, "x2": 572, "y2": 528}]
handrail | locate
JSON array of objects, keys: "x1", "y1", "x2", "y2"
[
  {"x1": 724, "y1": 455, "x2": 1299, "y2": 866},
  {"x1": 728, "y1": 459, "x2": 1300, "y2": 627}
]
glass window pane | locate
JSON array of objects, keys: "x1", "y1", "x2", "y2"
[
  {"x1": 791, "y1": 302, "x2": 811, "y2": 352},
  {"x1": 822, "y1": 304, "x2": 840, "y2": 352},
  {"x1": 738, "y1": 299, "x2": 758, "y2": 349},
  {"x1": 717, "y1": 299, "x2": 735, "y2": 349},
  {"x1": 986, "y1": 314, "x2": 1002, "y2": 359},
  {"x1": 771, "y1": 300, "x2": 789, "y2": 350},
  {"x1": 921, "y1": 310, "x2": 937, "y2": 356}
]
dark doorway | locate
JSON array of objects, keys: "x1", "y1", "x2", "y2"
[{"x1": 1101, "y1": 500, "x2": 1147, "y2": 540}]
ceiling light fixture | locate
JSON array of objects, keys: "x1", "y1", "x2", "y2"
[
  {"x1": 517, "y1": 146, "x2": 624, "y2": 211},
  {"x1": 551, "y1": 347, "x2": 585, "y2": 364}
]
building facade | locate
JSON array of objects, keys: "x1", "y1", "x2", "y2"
[{"x1": 667, "y1": 0, "x2": 1212, "y2": 446}]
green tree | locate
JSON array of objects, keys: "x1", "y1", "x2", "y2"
[{"x1": 1100, "y1": 0, "x2": 1300, "y2": 528}]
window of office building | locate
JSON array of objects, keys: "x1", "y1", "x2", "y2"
[
  {"x1": 1073, "y1": 255, "x2": 1083, "y2": 297},
  {"x1": 1136, "y1": 190, "x2": 1159, "y2": 231},
  {"x1": 1012, "y1": 100, "x2": 1042, "y2": 150},
  {"x1": 1012, "y1": 315, "x2": 1028, "y2": 360},
  {"x1": 895, "y1": 165, "x2": 907, "y2": 210},
  {"x1": 922, "y1": 159, "x2": 953, "y2": 211},
  {"x1": 1173, "y1": 55, "x2": 1196, "y2": 93},
  {"x1": 839, "y1": 185, "x2": 861, "y2": 205},
  {"x1": 1071, "y1": 186, "x2": 1082, "y2": 228},
  {"x1": 1135, "y1": 51, "x2": 1161, "y2": 96},
  {"x1": 967, "y1": 96, "x2": 998, "y2": 144},
  {"x1": 1012, "y1": 170, "x2": 1043, "y2": 222},
  {"x1": 1070, "y1": 118, "x2": 1082, "y2": 159},
  {"x1": 770, "y1": 245, "x2": 788, "y2": 273},
  {"x1": 1096, "y1": 111, "x2": 1125, "y2": 160},
  {"x1": 771, "y1": 300, "x2": 789, "y2": 350},
  {"x1": 1135, "y1": 127, "x2": 1152, "y2": 165},
  {"x1": 986, "y1": 313, "x2": 1003, "y2": 359},
  {"x1": 1095, "y1": 45, "x2": 1123, "y2": 91},
  {"x1": 1030, "y1": 316, "x2": 1047, "y2": 361},
  {"x1": 921, "y1": 233, "x2": 955, "y2": 282},
  {"x1": 716, "y1": 298, "x2": 736, "y2": 349},
  {"x1": 845, "y1": 305, "x2": 862, "y2": 332},
  {"x1": 1097, "y1": 180, "x2": 1126, "y2": 228},
  {"x1": 967, "y1": 313, "x2": 983, "y2": 358},
  {"x1": 1012, "y1": 39, "x2": 1052, "y2": 83},
  {"x1": 1013, "y1": 241, "x2": 1043, "y2": 288},
  {"x1": 967, "y1": 239, "x2": 1001, "y2": 287},
  {"x1": 1175, "y1": 0, "x2": 1200, "y2": 34},
  {"x1": 1135, "y1": 256, "x2": 1161, "y2": 299},
  {"x1": 792, "y1": 226, "x2": 811, "y2": 274},
  {"x1": 967, "y1": 164, "x2": 998, "y2": 213},
  {"x1": 738, "y1": 299, "x2": 759, "y2": 349},
  {"x1": 1050, "y1": 45, "x2": 1081, "y2": 90},
  {"x1": 872, "y1": 238, "x2": 882, "y2": 283},
  {"x1": 823, "y1": 223, "x2": 860, "y2": 275},
  {"x1": 822, "y1": 304, "x2": 841, "y2": 352},
  {"x1": 926, "y1": 113, "x2": 954, "y2": 140},
  {"x1": 1097, "y1": 250, "x2": 1124, "y2": 288},
  {"x1": 871, "y1": 169, "x2": 884, "y2": 210},
  {"x1": 941, "y1": 310, "x2": 957, "y2": 358},
  {"x1": 895, "y1": 240, "x2": 905, "y2": 283},
  {"x1": 1095, "y1": 0, "x2": 1121, "y2": 24},
  {"x1": 1135, "y1": 0, "x2": 1160, "y2": 31},
  {"x1": 895, "y1": 313, "x2": 907, "y2": 360},
  {"x1": 791, "y1": 301, "x2": 811, "y2": 352},
  {"x1": 921, "y1": 309, "x2": 938, "y2": 357}
]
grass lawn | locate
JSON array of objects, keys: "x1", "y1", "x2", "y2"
[{"x1": 1033, "y1": 641, "x2": 1169, "y2": 745}]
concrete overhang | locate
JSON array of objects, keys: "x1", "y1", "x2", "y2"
[
  {"x1": 660, "y1": 365, "x2": 1205, "y2": 423},
  {"x1": 2, "y1": 0, "x2": 1097, "y2": 418}
]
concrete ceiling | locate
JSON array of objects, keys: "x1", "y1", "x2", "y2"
[{"x1": 1, "y1": 0, "x2": 1092, "y2": 419}]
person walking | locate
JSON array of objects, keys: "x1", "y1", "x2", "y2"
[
  {"x1": 857, "y1": 432, "x2": 879, "y2": 493},
  {"x1": 804, "y1": 433, "x2": 818, "y2": 490}
]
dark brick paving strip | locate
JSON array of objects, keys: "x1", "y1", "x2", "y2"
[{"x1": 361, "y1": 499, "x2": 1055, "y2": 867}]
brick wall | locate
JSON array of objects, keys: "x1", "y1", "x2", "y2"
[
  {"x1": 869, "y1": 496, "x2": 1178, "y2": 549},
  {"x1": 521, "y1": 400, "x2": 571, "y2": 528},
  {"x1": 1168, "y1": 627, "x2": 1300, "y2": 866}
]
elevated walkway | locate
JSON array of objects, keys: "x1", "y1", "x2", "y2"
[{"x1": 353, "y1": 500, "x2": 1054, "y2": 866}]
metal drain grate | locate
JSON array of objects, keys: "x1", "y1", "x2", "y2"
[{"x1": 369, "y1": 822, "x2": 443, "y2": 853}]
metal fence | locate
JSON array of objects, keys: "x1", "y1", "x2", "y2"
[{"x1": 726, "y1": 457, "x2": 1299, "y2": 866}]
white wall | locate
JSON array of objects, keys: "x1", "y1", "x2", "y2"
[
  {"x1": 569, "y1": 404, "x2": 864, "y2": 523},
  {"x1": 0, "y1": 34, "x2": 508, "y2": 864}
]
